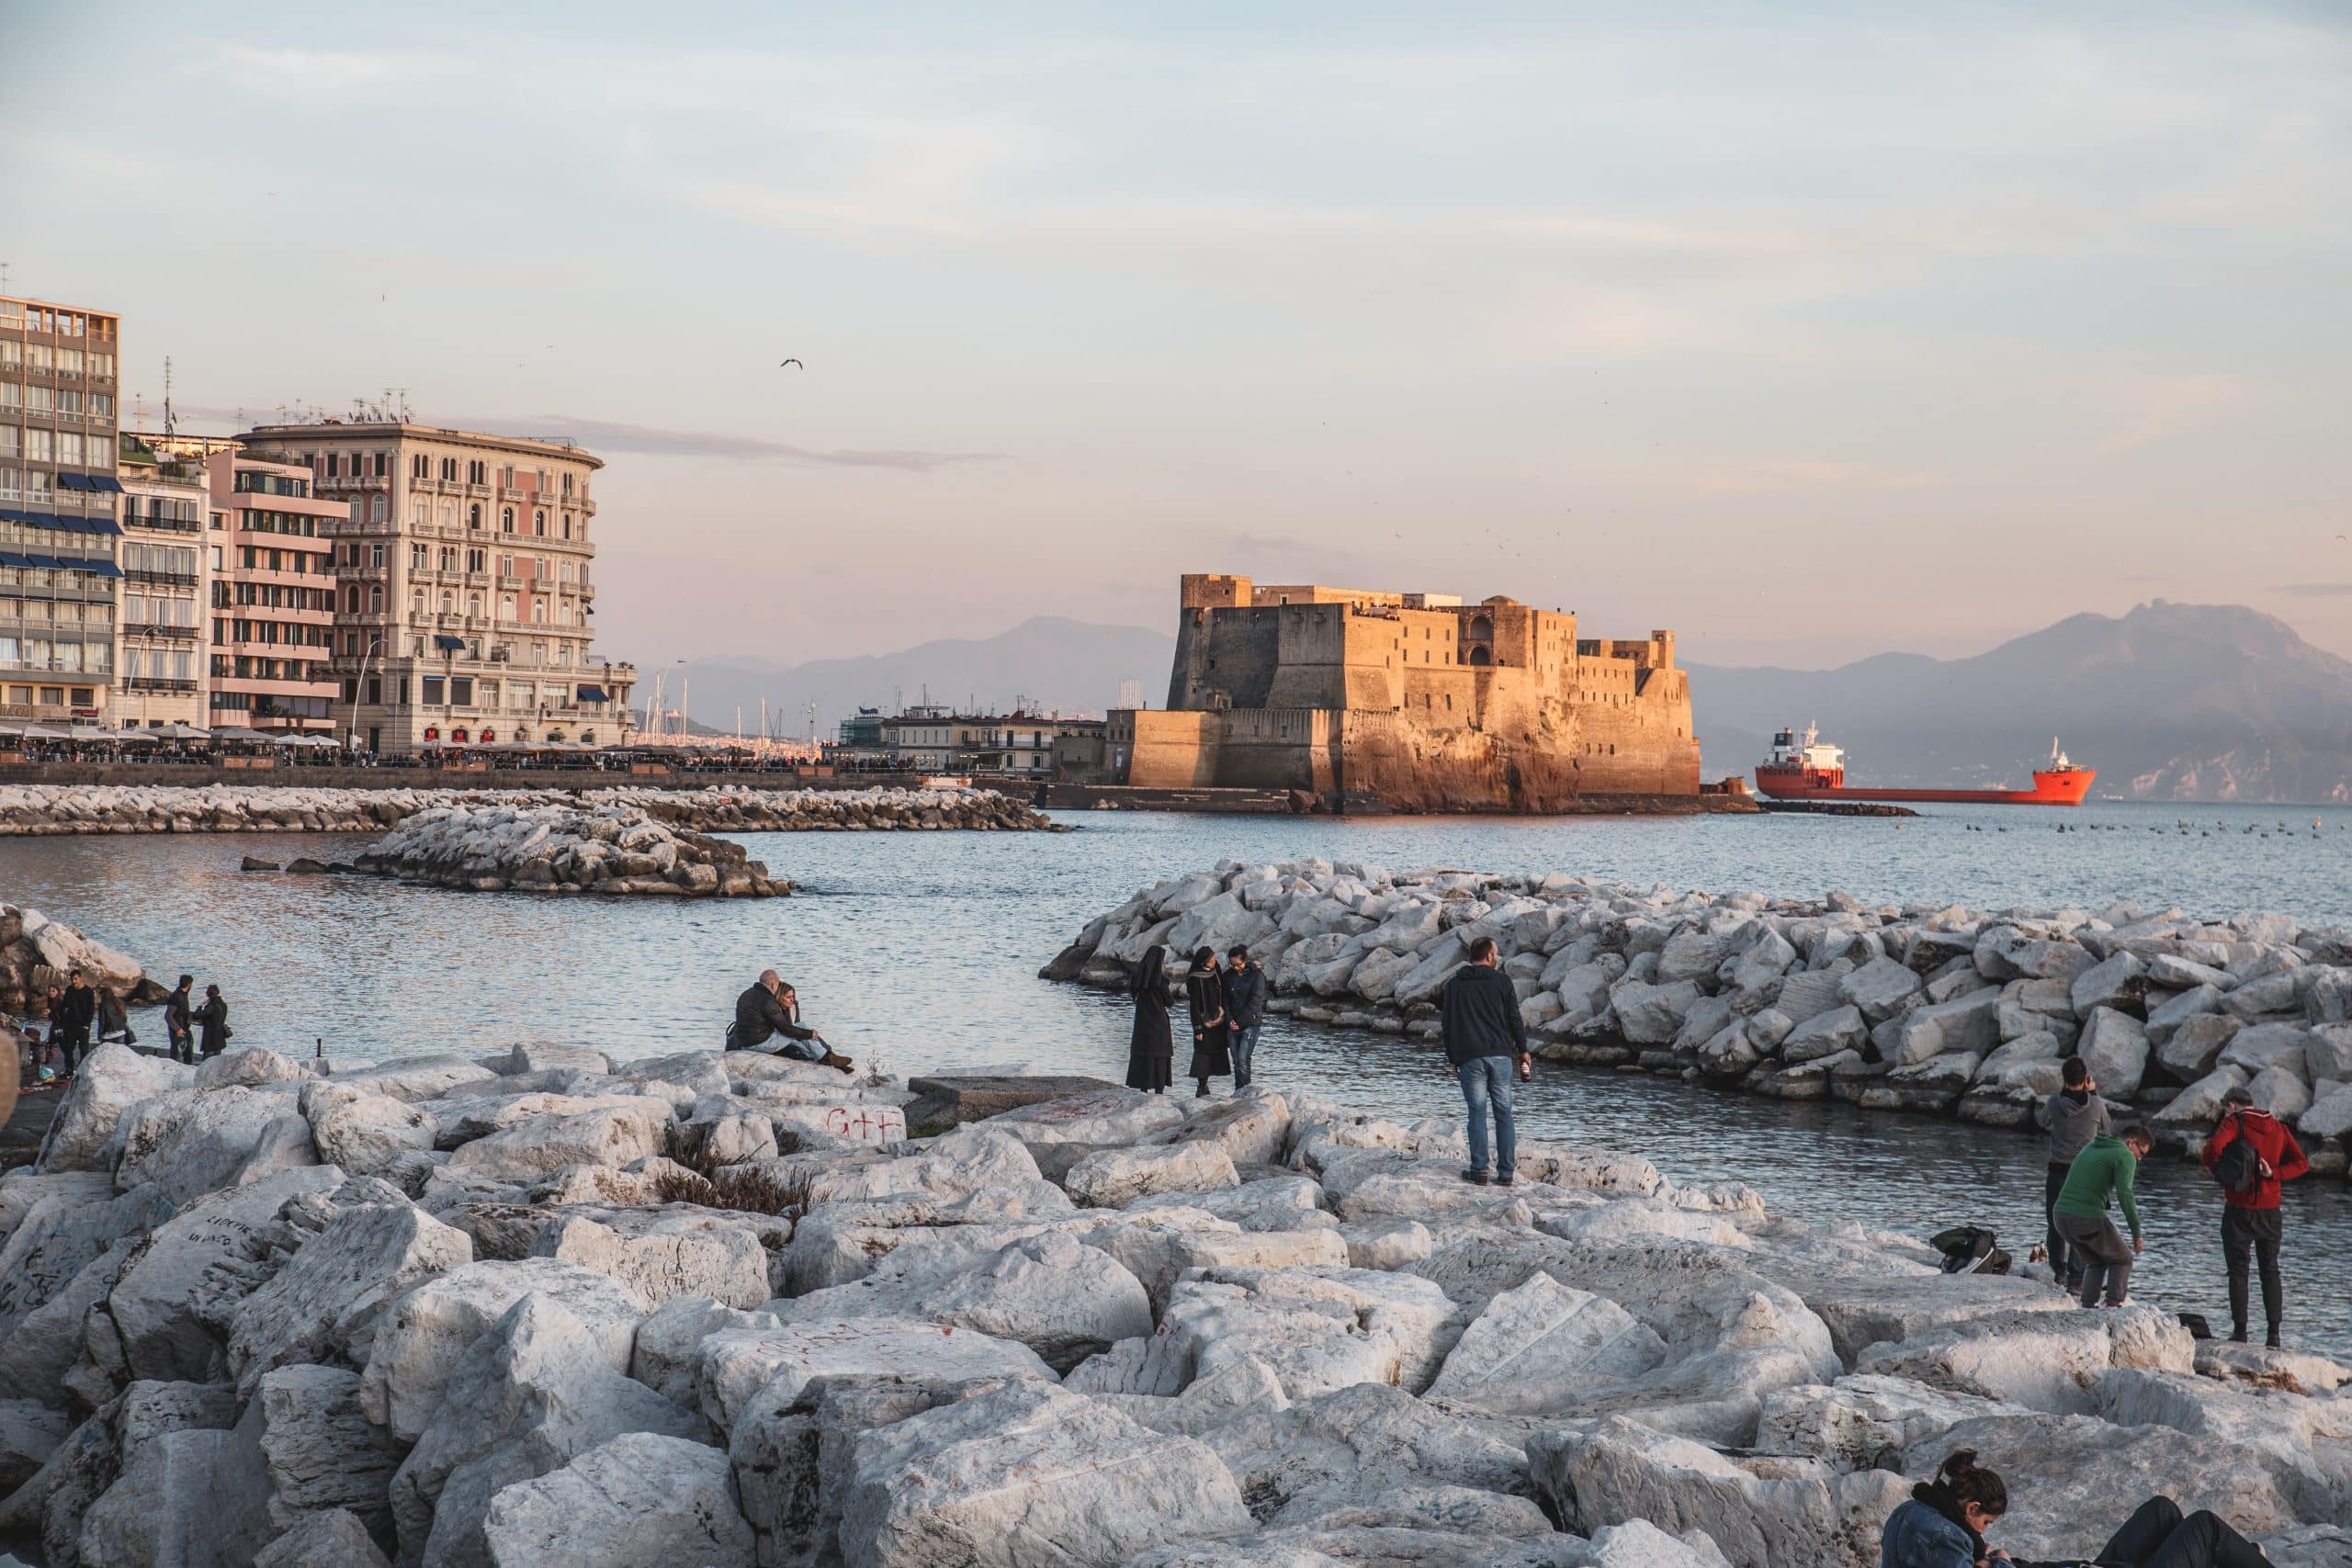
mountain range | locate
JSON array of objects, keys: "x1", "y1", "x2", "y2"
[
  {"x1": 662, "y1": 601, "x2": 2352, "y2": 802},
  {"x1": 1689, "y1": 601, "x2": 2352, "y2": 804},
  {"x1": 664, "y1": 616, "x2": 1177, "y2": 739}
]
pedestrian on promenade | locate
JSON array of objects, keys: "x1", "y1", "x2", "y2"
[
  {"x1": 1125, "y1": 946, "x2": 1173, "y2": 1095},
  {"x1": 164, "y1": 976, "x2": 197, "y2": 1065},
  {"x1": 194, "y1": 984, "x2": 231, "y2": 1056},
  {"x1": 2051, "y1": 1123, "x2": 2152, "y2": 1308},
  {"x1": 1183, "y1": 947, "x2": 1230, "y2": 1100},
  {"x1": 1441, "y1": 935, "x2": 1529, "y2": 1187},
  {"x1": 2043, "y1": 1055, "x2": 2109, "y2": 1294},
  {"x1": 1222, "y1": 944, "x2": 1266, "y2": 1092},
  {"x1": 2200, "y1": 1085, "x2": 2309, "y2": 1348},
  {"x1": 56, "y1": 969, "x2": 95, "y2": 1077}
]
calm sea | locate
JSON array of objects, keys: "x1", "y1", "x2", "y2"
[{"x1": 5, "y1": 795, "x2": 2348, "y2": 1353}]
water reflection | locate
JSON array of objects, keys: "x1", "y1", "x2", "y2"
[{"x1": 1, "y1": 797, "x2": 2346, "y2": 1354}]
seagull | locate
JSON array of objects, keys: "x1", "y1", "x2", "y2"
[{"x1": 780, "y1": 359, "x2": 804, "y2": 369}]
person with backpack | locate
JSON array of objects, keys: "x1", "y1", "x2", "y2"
[
  {"x1": 2051, "y1": 1123, "x2": 2152, "y2": 1309},
  {"x1": 2043, "y1": 1055, "x2": 2109, "y2": 1295},
  {"x1": 2200, "y1": 1085, "x2": 2309, "y2": 1348}
]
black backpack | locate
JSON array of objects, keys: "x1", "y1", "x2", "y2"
[
  {"x1": 2212, "y1": 1116, "x2": 2261, "y2": 1194},
  {"x1": 1929, "y1": 1225, "x2": 2012, "y2": 1276}
]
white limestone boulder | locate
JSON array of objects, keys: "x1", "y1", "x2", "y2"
[
  {"x1": 200, "y1": 1364, "x2": 401, "y2": 1567},
  {"x1": 695, "y1": 1315, "x2": 1056, "y2": 1434},
  {"x1": 108, "y1": 1085, "x2": 319, "y2": 1204},
  {"x1": 979, "y1": 1089, "x2": 1190, "y2": 1149},
  {"x1": 1128, "y1": 1173, "x2": 1330, "y2": 1233},
  {"x1": 252, "y1": 1508, "x2": 392, "y2": 1568},
  {"x1": 837, "y1": 1382, "x2": 1251, "y2": 1568},
  {"x1": 1065, "y1": 1141, "x2": 1240, "y2": 1208},
  {"x1": 445, "y1": 1103, "x2": 669, "y2": 1183},
  {"x1": 227, "y1": 1201, "x2": 474, "y2": 1397},
  {"x1": 195, "y1": 1047, "x2": 310, "y2": 1089},
  {"x1": 1754, "y1": 1373, "x2": 2033, "y2": 1472},
  {"x1": 478, "y1": 1431, "x2": 755, "y2": 1568},
  {"x1": 1852, "y1": 1305, "x2": 2187, "y2": 1416},
  {"x1": 1199, "y1": 1382, "x2": 1532, "y2": 1528},
  {"x1": 1425, "y1": 1271, "x2": 1669, "y2": 1414},
  {"x1": 529, "y1": 1214, "x2": 771, "y2": 1311},
  {"x1": 1158, "y1": 1088, "x2": 1292, "y2": 1168},
  {"x1": 362, "y1": 1258, "x2": 650, "y2": 1444},
  {"x1": 1124, "y1": 1263, "x2": 1462, "y2": 1401},
  {"x1": 302, "y1": 1084, "x2": 440, "y2": 1178},
  {"x1": 1339, "y1": 1217, "x2": 1432, "y2": 1270},
  {"x1": 22, "y1": 1065, "x2": 166, "y2": 1176}
]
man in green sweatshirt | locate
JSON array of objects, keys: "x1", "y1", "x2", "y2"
[{"x1": 2052, "y1": 1124, "x2": 2151, "y2": 1308}]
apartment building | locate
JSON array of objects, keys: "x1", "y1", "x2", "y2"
[
  {"x1": 114, "y1": 432, "x2": 210, "y2": 727},
  {"x1": 0, "y1": 295, "x2": 124, "y2": 723},
  {"x1": 238, "y1": 422, "x2": 635, "y2": 754},
  {"x1": 202, "y1": 445, "x2": 338, "y2": 731}
]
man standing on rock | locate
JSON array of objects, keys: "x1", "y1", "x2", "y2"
[
  {"x1": 1222, "y1": 944, "x2": 1266, "y2": 1092},
  {"x1": 164, "y1": 975, "x2": 196, "y2": 1066},
  {"x1": 2043, "y1": 1056, "x2": 2109, "y2": 1296},
  {"x1": 1442, "y1": 936, "x2": 1529, "y2": 1186},
  {"x1": 55, "y1": 969, "x2": 96, "y2": 1077},
  {"x1": 2200, "y1": 1085, "x2": 2308, "y2": 1348},
  {"x1": 2052, "y1": 1123, "x2": 2152, "y2": 1308}
]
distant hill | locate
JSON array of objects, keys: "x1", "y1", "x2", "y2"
[
  {"x1": 1690, "y1": 601, "x2": 2352, "y2": 804},
  {"x1": 668, "y1": 616, "x2": 1176, "y2": 736}
]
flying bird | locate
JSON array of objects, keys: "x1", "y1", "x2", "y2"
[{"x1": 780, "y1": 359, "x2": 804, "y2": 369}]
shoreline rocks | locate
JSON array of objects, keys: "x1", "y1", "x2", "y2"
[
  {"x1": 0, "y1": 783, "x2": 1058, "y2": 838},
  {"x1": 1048, "y1": 862, "x2": 2352, "y2": 1171},
  {"x1": 1, "y1": 903, "x2": 159, "y2": 1020},
  {"x1": 1, "y1": 1046, "x2": 2345, "y2": 1565},
  {"x1": 353, "y1": 803, "x2": 786, "y2": 897}
]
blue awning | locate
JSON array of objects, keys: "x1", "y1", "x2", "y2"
[
  {"x1": 85, "y1": 516, "x2": 122, "y2": 536},
  {"x1": 55, "y1": 473, "x2": 92, "y2": 492},
  {"x1": 0, "y1": 552, "x2": 31, "y2": 569},
  {"x1": 434, "y1": 634, "x2": 467, "y2": 651},
  {"x1": 90, "y1": 476, "x2": 123, "y2": 494},
  {"x1": 21, "y1": 554, "x2": 62, "y2": 570},
  {"x1": 575, "y1": 684, "x2": 609, "y2": 702},
  {"x1": 55, "y1": 557, "x2": 122, "y2": 578}
]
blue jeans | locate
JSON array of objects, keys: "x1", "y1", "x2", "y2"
[
  {"x1": 1458, "y1": 1056, "x2": 1516, "y2": 1176},
  {"x1": 1230, "y1": 1026, "x2": 1259, "y2": 1089}
]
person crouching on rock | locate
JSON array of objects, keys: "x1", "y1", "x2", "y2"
[
  {"x1": 728, "y1": 970, "x2": 854, "y2": 1074},
  {"x1": 2051, "y1": 1122, "x2": 2153, "y2": 1309},
  {"x1": 1183, "y1": 947, "x2": 1229, "y2": 1099}
]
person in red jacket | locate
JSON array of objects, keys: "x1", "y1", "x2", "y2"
[{"x1": 2200, "y1": 1085, "x2": 2310, "y2": 1348}]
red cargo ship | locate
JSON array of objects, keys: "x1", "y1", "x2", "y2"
[{"x1": 1754, "y1": 724, "x2": 2096, "y2": 806}]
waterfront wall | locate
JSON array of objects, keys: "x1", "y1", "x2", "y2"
[
  {"x1": 6, "y1": 1040, "x2": 2347, "y2": 1565},
  {"x1": 1048, "y1": 861, "x2": 2352, "y2": 1165}
]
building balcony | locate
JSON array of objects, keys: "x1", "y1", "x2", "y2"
[
  {"x1": 122, "y1": 623, "x2": 202, "y2": 641},
  {"x1": 121, "y1": 516, "x2": 204, "y2": 535},
  {"x1": 122, "y1": 676, "x2": 199, "y2": 692},
  {"x1": 127, "y1": 569, "x2": 199, "y2": 587}
]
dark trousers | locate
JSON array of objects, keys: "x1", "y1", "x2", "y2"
[
  {"x1": 2081, "y1": 1495, "x2": 2270, "y2": 1568},
  {"x1": 2044, "y1": 1161, "x2": 2081, "y2": 1289},
  {"x1": 2054, "y1": 1211, "x2": 2132, "y2": 1306},
  {"x1": 166, "y1": 1021, "x2": 194, "y2": 1066},
  {"x1": 2221, "y1": 1206, "x2": 2283, "y2": 1337},
  {"x1": 59, "y1": 1023, "x2": 90, "y2": 1074}
]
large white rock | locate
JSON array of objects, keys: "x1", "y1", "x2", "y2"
[
  {"x1": 1425, "y1": 1271, "x2": 1668, "y2": 1413},
  {"x1": 1159, "y1": 1089, "x2": 1292, "y2": 1168},
  {"x1": 36, "y1": 1048, "x2": 198, "y2": 1170},
  {"x1": 1754, "y1": 1374, "x2": 2031, "y2": 1472},
  {"x1": 1065, "y1": 1141, "x2": 1240, "y2": 1208},
  {"x1": 478, "y1": 1431, "x2": 755, "y2": 1568},
  {"x1": 530, "y1": 1214, "x2": 771, "y2": 1311},
  {"x1": 200, "y1": 1363, "x2": 401, "y2": 1567},
  {"x1": 445, "y1": 1104, "x2": 670, "y2": 1183},
  {"x1": 1529, "y1": 1416, "x2": 1907, "y2": 1568},
  {"x1": 253, "y1": 1508, "x2": 392, "y2": 1568},
  {"x1": 837, "y1": 1382, "x2": 1252, "y2": 1568},
  {"x1": 303, "y1": 1086, "x2": 440, "y2": 1178},
  {"x1": 362, "y1": 1258, "x2": 650, "y2": 1444},
  {"x1": 106, "y1": 1084, "x2": 317, "y2": 1204},
  {"x1": 1199, "y1": 1380, "x2": 1532, "y2": 1528},
  {"x1": 1854, "y1": 1306, "x2": 2188, "y2": 1416},
  {"x1": 390, "y1": 1293, "x2": 707, "y2": 1568},
  {"x1": 1127, "y1": 1264, "x2": 1462, "y2": 1401},
  {"x1": 979, "y1": 1089, "x2": 1190, "y2": 1149},
  {"x1": 695, "y1": 1315, "x2": 1057, "y2": 1434},
  {"x1": 227, "y1": 1201, "x2": 474, "y2": 1397},
  {"x1": 1888, "y1": 990, "x2": 2000, "y2": 1067},
  {"x1": 1128, "y1": 1173, "x2": 1330, "y2": 1233},
  {"x1": 1838, "y1": 957, "x2": 1922, "y2": 1023},
  {"x1": 74, "y1": 1424, "x2": 230, "y2": 1568},
  {"x1": 2075, "y1": 1007, "x2": 2151, "y2": 1098}
]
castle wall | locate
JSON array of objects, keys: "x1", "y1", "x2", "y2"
[{"x1": 1124, "y1": 709, "x2": 1223, "y2": 788}]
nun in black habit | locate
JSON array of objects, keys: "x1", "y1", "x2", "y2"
[
  {"x1": 1183, "y1": 946, "x2": 1231, "y2": 1098},
  {"x1": 1125, "y1": 945, "x2": 1174, "y2": 1093}
]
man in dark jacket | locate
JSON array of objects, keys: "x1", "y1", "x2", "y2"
[
  {"x1": 56, "y1": 970, "x2": 96, "y2": 1076},
  {"x1": 729, "y1": 970, "x2": 854, "y2": 1073},
  {"x1": 1439, "y1": 936, "x2": 1529, "y2": 1186},
  {"x1": 1222, "y1": 944, "x2": 1267, "y2": 1091},
  {"x1": 164, "y1": 976, "x2": 196, "y2": 1065},
  {"x1": 2201, "y1": 1086, "x2": 2310, "y2": 1347},
  {"x1": 2043, "y1": 1056, "x2": 2109, "y2": 1294}
]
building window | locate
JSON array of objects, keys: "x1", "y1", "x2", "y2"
[
  {"x1": 467, "y1": 504, "x2": 481, "y2": 529},
  {"x1": 533, "y1": 509, "x2": 546, "y2": 536},
  {"x1": 423, "y1": 676, "x2": 446, "y2": 704},
  {"x1": 501, "y1": 507, "x2": 514, "y2": 534}
]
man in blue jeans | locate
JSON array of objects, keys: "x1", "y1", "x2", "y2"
[
  {"x1": 1440, "y1": 935, "x2": 1530, "y2": 1185},
  {"x1": 1222, "y1": 944, "x2": 1266, "y2": 1090}
]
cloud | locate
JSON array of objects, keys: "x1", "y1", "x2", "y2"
[{"x1": 2267, "y1": 582, "x2": 2352, "y2": 597}]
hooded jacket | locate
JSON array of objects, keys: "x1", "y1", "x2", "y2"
[
  {"x1": 2045, "y1": 1087, "x2": 2110, "y2": 1165},
  {"x1": 2202, "y1": 1108, "x2": 2310, "y2": 1211},
  {"x1": 1879, "y1": 1484, "x2": 1981, "y2": 1568}
]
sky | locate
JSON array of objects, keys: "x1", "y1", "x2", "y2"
[{"x1": 7, "y1": 2, "x2": 2350, "y2": 669}]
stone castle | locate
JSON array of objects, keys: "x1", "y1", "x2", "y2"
[{"x1": 1108, "y1": 574, "x2": 1701, "y2": 808}]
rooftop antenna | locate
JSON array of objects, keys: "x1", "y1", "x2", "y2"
[
  {"x1": 0, "y1": 261, "x2": 9, "y2": 293},
  {"x1": 804, "y1": 699, "x2": 819, "y2": 743},
  {"x1": 163, "y1": 355, "x2": 175, "y2": 435}
]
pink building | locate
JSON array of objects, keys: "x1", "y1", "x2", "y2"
[{"x1": 205, "y1": 446, "x2": 338, "y2": 731}]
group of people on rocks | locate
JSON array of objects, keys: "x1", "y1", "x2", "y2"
[
  {"x1": 20, "y1": 969, "x2": 228, "y2": 1082},
  {"x1": 1124, "y1": 943, "x2": 1267, "y2": 1097},
  {"x1": 2040, "y1": 1056, "x2": 2309, "y2": 1348},
  {"x1": 726, "y1": 968, "x2": 855, "y2": 1073}
]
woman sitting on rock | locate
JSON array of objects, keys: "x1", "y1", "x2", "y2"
[{"x1": 1882, "y1": 1450, "x2": 2273, "y2": 1568}]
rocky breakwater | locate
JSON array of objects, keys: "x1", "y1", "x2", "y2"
[
  {"x1": 354, "y1": 802, "x2": 786, "y2": 897},
  {"x1": 3, "y1": 1050, "x2": 2349, "y2": 1566},
  {"x1": 1048, "y1": 862, "x2": 2352, "y2": 1171},
  {"x1": 0, "y1": 782, "x2": 1057, "y2": 837}
]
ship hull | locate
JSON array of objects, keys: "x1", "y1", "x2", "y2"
[{"x1": 1753, "y1": 767, "x2": 2096, "y2": 807}]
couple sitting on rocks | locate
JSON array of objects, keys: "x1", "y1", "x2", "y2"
[
  {"x1": 1883, "y1": 1449, "x2": 2273, "y2": 1568},
  {"x1": 727, "y1": 969, "x2": 854, "y2": 1073}
]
